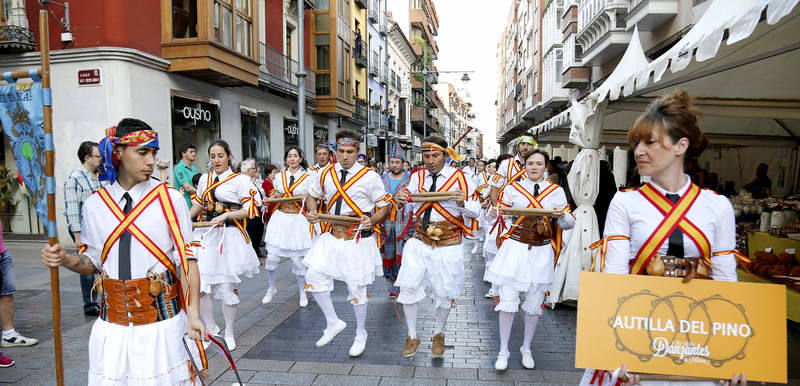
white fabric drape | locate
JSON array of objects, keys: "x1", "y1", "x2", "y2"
[{"x1": 547, "y1": 97, "x2": 607, "y2": 306}]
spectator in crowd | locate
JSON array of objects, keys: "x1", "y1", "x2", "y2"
[
  {"x1": 358, "y1": 154, "x2": 369, "y2": 166},
  {"x1": 744, "y1": 163, "x2": 771, "y2": 198},
  {"x1": 0, "y1": 220, "x2": 38, "y2": 359},
  {"x1": 261, "y1": 164, "x2": 280, "y2": 224},
  {"x1": 463, "y1": 157, "x2": 477, "y2": 177},
  {"x1": 173, "y1": 143, "x2": 198, "y2": 208},
  {"x1": 63, "y1": 140, "x2": 106, "y2": 316}
]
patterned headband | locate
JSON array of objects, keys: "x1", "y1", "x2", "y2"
[
  {"x1": 336, "y1": 137, "x2": 360, "y2": 148},
  {"x1": 97, "y1": 125, "x2": 160, "y2": 182},
  {"x1": 421, "y1": 142, "x2": 464, "y2": 161}
]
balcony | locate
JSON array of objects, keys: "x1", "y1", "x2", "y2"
[
  {"x1": 576, "y1": 0, "x2": 631, "y2": 66},
  {"x1": 368, "y1": 106, "x2": 381, "y2": 130},
  {"x1": 380, "y1": 111, "x2": 389, "y2": 131},
  {"x1": 354, "y1": 0, "x2": 367, "y2": 9},
  {"x1": 259, "y1": 43, "x2": 316, "y2": 99},
  {"x1": 0, "y1": 25, "x2": 35, "y2": 53},
  {"x1": 379, "y1": 13, "x2": 388, "y2": 36},
  {"x1": 369, "y1": 0, "x2": 380, "y2": 22},
  {"x1": 380, "y1": 64, "x2": 389, "y2": 85},
  {"x1": 388, "y1": 70, "x2": 398, "y2": 94},
  {"x1": 369, "y1": 53, "x2": 380, "y2": 76},
  {"x1": 411, "y1": 106, "x2": 440, "y2": 133},
  {"x1": 353, "y1": 99, "x2": 368, "y2": 124},
  {"x1": 354, "y1": 38, "x2": 368, "y2": 68},
  {"x1": 625, "y1": 0, "x2": 678, "y2": 31}
]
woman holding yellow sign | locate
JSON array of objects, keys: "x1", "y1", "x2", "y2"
[
  {"x1": 485, "y1": 149, "x2": 575, "y2": 371},
  {"x1": 582, "y1": 91, "x2": 748, "y2": 385}
]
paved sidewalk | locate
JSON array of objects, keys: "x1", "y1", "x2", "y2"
[{"x1": 0, "y1": 239, "x2": 797, "y2": 385}]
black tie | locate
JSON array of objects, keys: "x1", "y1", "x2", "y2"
[
  {"x1": 289, "y1": 175, "x2": 295, "y2": 189},
  {"x1": 533, "y1": 183, "x2": 540, "y2": 197},
  {"x1": 421, "y1": 173, "x2": 439, "y2": 229},
  {"x1": 211, "y1": 176, "x2": 220, "y2": 202},
  {"x1": 118, "y1": 193, "x2": 133, "y2": 280},
  {"x1": 334, "y1": 170, "x2": 348, "y2": 215},
  {"x1": 666, "y1": 193, "x2": 684, "y2": 258},
  {"x1": 515, "y1": 160, "x2": 523, "y2": 181}
]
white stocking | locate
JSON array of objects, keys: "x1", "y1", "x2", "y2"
[
  {"x1": 296, "y1": 275, "x2": 306, "y2": 294},
  {"x1": 522, "y1": 311, "x2": 540, "y2": 351},
  {"x1": 222, "y1": 304, "x2": 237, "y2": 339},
  {"x1": 434, "y1": 307, "x2": 451, "y2": 335},
  {"x1": 199, "y1": 295, "x2": 218, "y2": 332},
  {"x1": 266, "y1": 269, "x2": 277, "y2": 290},
  {"x1": 353, "y1": 303, "x2": 368, "y2": 339},
  {"x1": 403, "y1": 303, "x2": 418, "y2": 339},
  {"x1": 498, "y1": 311, "x2": 514, "y2": 355},
  {"x1": 311, "y1": 291, "x2": 339, "y2": 328}
]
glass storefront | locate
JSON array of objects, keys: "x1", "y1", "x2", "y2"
[
  {"x1": 171, "y1": 94, "x2": 220, "y2": 173},
  {"x1": 283, "y1": 117, "x2": 300, "y2": 151},
  {"x1": 241, "y1": 107, "x2": 271, "y2": 169}
]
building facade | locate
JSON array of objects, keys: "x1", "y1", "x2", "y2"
[{"x1": 386, "y1": 22, "x2": 416, "y2": 160}]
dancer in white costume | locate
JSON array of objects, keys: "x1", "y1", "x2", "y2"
[
  {"x1": 483, "y1": 152, "x2": 518, "y2": 298},
  {"x1": 580, "y1": 91, "x2": 746, "y2": 386},
  {"x1": 41, "y1": 119, "x2": 207, "y2": 385},
  {"x1": 467, "y1": 159, "x2": 490, "y2": 254},
  {"x1": 262, "y1": 147, "x2": 313, "y2": 307},
  {"x1": 189, "y1": 139, "x2": 261, "y2": 351},
  {"x1": 394, "y1": 137, "x2": 480, "y2": 358},
  {"x1": 486, "y1": 149, "x2": 575, "y2": 371},
  {"x1": 302, "y1": 129, "x2": 392, "y2": 357}
]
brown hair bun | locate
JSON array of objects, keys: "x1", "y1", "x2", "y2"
[{"x1": 627, "y1": 89, "x2": 708, "y2": 159}]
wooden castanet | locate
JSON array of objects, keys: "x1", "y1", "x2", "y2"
[
  {"x1": 263, "y1": 196, "x2": 304, "y2": 204},
  {"x1": 498, "y1": 207, "x2": 556, "y2": 216},
  {"x1": 317, "y1": 213, "x2": 361, "y2": 225}
]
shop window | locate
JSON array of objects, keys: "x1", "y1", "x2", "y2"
[
  {"x1": 284, "y1": 118, "x2": 300, "y2": 150},
  {"x1": 172, "y1": 0, "x2": 198, "y2": 38},
  {"x1": 171, "y1": 95, "x2": 221, "y2": 171},
  {"x1": 241, "y1": 108, "x2": 270, "y2": 167}
]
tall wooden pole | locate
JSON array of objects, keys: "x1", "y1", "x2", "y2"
[{"x1": 39, "y1": 10, "x2": 65, "y2": 386}]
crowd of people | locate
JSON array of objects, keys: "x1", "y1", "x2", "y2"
[{"x1": 20, "y1": 89, "x2": 751, "y2": 384}]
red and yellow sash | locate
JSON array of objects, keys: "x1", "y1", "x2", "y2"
[
  {"x1": 269, "y1": 172, "x2": 309, "y2": 215},
  {"x1": 95, "y1": 183, "x2": 207, "y2": 369},
  {"x1": 197, "y1": 172, "x2": 240, "y2": 206},
  {"x1": 506, "y1": 158, "x2": 525, "y2": 183},
  {"x1": 414, "y1": 169, "x2": 479, "y2": 236},
  {"x1": 496, "y1": 181, "x2": 558, "y2": 247},
  {"x1": 472, "y1": 172, "x2": 489, "y2": 200},
  {"x1": 589, "y1": 235, "x2": 631, "y2": 272},
  {"x1": 324, "y1": 165, "x2": 384, "y2": 246},
  {"x1": 630, "y1": 183, "x2": 711, "y2": 275}
]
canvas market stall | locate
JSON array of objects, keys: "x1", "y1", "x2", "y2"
[{"x1": 539, "y1": 0, "x2": 800, "y2": 306}]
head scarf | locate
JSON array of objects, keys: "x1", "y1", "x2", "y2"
[
  {"x1": 98, "y1": 125, "x2": 160, "y2": 182},
  {"x1": 335, "y1": 137, "x2": 360, "y2": 149},
  {"x1": 357, "y1": 154, "x2": 368, "y2": 162},
  {"x1": 421, "y1": 142, "x2": 463, "y2": 161},
  {"x1": 518, "y1": 135, "x2": 537, "y2": 148}
]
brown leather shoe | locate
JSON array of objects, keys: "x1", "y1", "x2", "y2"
[
  {"x1": 402, "y1": 335, "x2": 421, "y2": 357},
  {"x1": 431, "y1": 333, "x2": 445, "y2": 357}
]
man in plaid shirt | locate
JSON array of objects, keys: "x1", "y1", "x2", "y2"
[{"x1": 63, "y1": 141, "x2": 107, "y2": 316}]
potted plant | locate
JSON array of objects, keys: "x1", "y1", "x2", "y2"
[{"x1": 0, "y1": 166, "x2": 20, "y2": 232}]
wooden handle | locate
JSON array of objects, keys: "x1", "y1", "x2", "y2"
[
  {"x1": 499, "y1": 207, "x2": 555, "y2": 216},
  {"x1": 192, "y1": 221, "x2": 214, "y2": 228},
  {"x1": 263, "y1": 196, "x2": 304, "y2": 203},
  {"x1": 317, "y1": 214, "x2": 361, "y2": 225}
]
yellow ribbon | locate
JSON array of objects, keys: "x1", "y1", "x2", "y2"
[{"x1": 421, "y1": 142, "x2": 463, "y2": 161}]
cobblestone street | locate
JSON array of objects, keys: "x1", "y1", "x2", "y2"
[{"x1": 0, "y1": 239, "x2": 797, "y2": 385}]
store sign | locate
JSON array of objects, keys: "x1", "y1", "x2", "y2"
[
  {"x1": 78, "y1": 69, "x2": 101, "y2": 86},
  {"x1": 366, "y1": 134, "x2": 378, "y2": 147},
  {"x1": 313, "y1": 126, "x2": 328, "y2": 143},
  {"x1": 575, "y1": 272, "x2": 786, "y2": 383},
  {"x1": 172, "y1": 96, "x2": 218, "y2": 130},
  {"x1": 284, "y1": 118, "x2": 300, "y2": 148}
]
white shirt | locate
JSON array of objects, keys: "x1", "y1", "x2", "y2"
[
  {"x1": 603, "y1": 176, "x2": 737, "y2": 281},
  {"x1": 489, "y1": 155, "x2": 525, "y2": 189},
  {"x1": 195, "y1": 168, "x2": 262, "y2": 210},
  {"x1": 405, "y1": 164, "x2": 481, "y2": 222},
  {"x1": 472, "y1": 171, "x2": 490, "y2": 199},
  {"x1": 309, "y1": 162, "x2": 390, "y2": 215},
  {"x1": 275, "y1": 168, "x2": 313, "y2": 196},
  {"x1": 82, "y1": 179, "x2": 193, "y2": 279},
  {"x1": 493, "y1": 178, "x2": 576, "y2": 230}
]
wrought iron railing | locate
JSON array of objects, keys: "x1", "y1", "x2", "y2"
[
  {"x1": 369, "y1": 0, "x2": 380, "y2": 22},
  {"x1": 353, "y1": 36, "x2": 368, "y2": 68},
  {"x1": 368, "y1": 106, "x2": 380, "y2": 130},
  {"x1": 380, "y1": 64, "x2": 389, "y2": 85},
  {"x1": 379, "y1": 13, "x2": 388, "y2": 35},
  {"x1": 259, "y1": 43, "x2": 316, "y2": 98},
  {"x1": 0, "y1": 25, "x2": 36, "y2": 52},
  {"x1": 370, "y1": 52, "x2": 380, "y2": 76},
  {"x1": 354, "y1": 99, "x2": 368, "y2": 123}
]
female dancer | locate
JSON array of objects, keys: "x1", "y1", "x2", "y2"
[
  {"x1": 581, "y1": 90, "x2": 746, "y2": 385},
  {"x1": 262, "y1": 147, "x2": 313, "y2": 307},
  {"x1": 486, "y1": 149, "x2": 575, "y2": 370},
  {"x1": 190, "y1": 139, "x2": 261, "y2": 350},
  {"x1": 482, "y1": 154, "x2": 513, "y2": 298}
]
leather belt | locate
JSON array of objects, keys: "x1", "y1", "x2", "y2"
[
  {"x1": 645, "y1": 255, "x2": 712, "y2": 282},
  {"x1": 100, "y1": 271, "x2": 181, "y2": 326},
  {"x1": 329, "y1": 215, "x2": 373, "y2": 240},
  {"x1": 508, "y1": 215, "x2": 552, "y2": 250},
  {"x1": 413, "y1": 220, "x2": 462, "y2": 248}
]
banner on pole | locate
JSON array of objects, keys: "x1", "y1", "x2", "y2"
[
  {"x1": 0, "y1": 71, "x2": 48, "y2": 225},
  {"x1": 576, "y1": 272, "x2": 787, "y2": 383}
]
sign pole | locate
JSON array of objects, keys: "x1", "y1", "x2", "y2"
[{"x1": 39, "y1": 10, "x2": 65, "y2": 386}]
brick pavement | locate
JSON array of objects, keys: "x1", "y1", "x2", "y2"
[{"x1": 0, "y1": 239, "x2": 798, "y2": 385}]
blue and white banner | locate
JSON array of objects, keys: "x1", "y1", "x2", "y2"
[{"x1": 0, "y1": 70, "x2": 50, "y2": 231}]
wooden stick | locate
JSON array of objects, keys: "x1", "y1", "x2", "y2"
[
  {"x1": 410, "y1": 192, "x2": 454, "y2": 198},
  {"x1": 263, "y1": 196, "x2": 304, "y2": 203},
  {"x1": 411, "y1": 197, "x2": 454, "y2": 202},
  {"x1": 40, "y1": 10, "x2": 64, "y2": 386},
  {"x1": 499, "y1": 207, "x2": 555, "y2": 216},
  {"x1": 192, "y1": 221, "x2": 214, "y2": 228},
  {"x1": 621, "y1": 374, "x2": 721, "y2": 382},
  {"x1": 3, "y1": 69, "x2": 41, "y2": 81},
  {"x1": 317, "y1": 214, "x2": 361, "y2": 225}
]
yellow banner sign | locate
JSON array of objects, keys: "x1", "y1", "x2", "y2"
[{"x1": 576, "y1": 272, "x2": 787, "y2": 383}]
